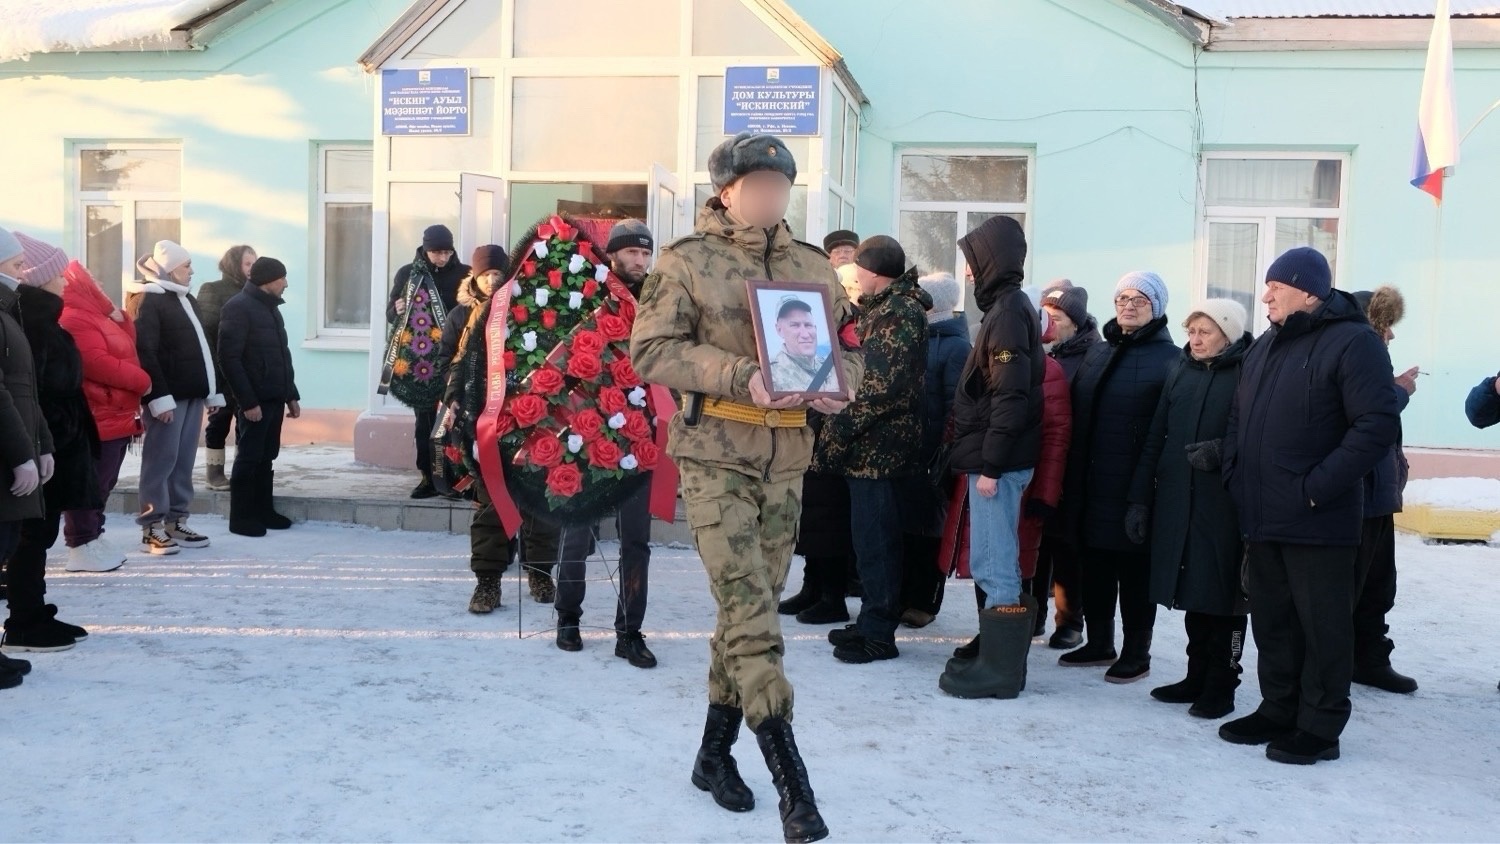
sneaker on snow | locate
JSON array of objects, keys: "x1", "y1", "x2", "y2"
[
  {"x1": 167, "y1": 517, "x2": 210, "y2": 549},
  {"x1": 66, "y1": 539, "x2": 126, "y2": 573},
  {"x1": 1, "y1": 623, "x2": 76, "y2": 653},
  {"x1": 141, "y1": 523, "x2": 180, "y2": 556}
]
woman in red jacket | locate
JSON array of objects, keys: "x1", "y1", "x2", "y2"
[{"x1": 59, "y1": 261, "x2": 150, "y2": 572}]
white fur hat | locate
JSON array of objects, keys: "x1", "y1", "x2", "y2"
[{"x1": 1185, "y1": 298, "x2": 1248, "y2": 342}]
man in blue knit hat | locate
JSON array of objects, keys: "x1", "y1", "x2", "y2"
[{"x1": 1219, "y1": 246, "x2": 1401, "y2": 766}]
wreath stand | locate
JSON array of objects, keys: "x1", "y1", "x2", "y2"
[{"x1": 514, "y1": 522, "x2": 626, "y2": 641}]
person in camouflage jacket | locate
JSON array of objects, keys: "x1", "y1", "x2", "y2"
[
  {"x1": 811, "y1": 236, "x2": 930, "y2": 665},
  {"x1": 630, "y1": 132, "x2": 859, "y2": 844}
]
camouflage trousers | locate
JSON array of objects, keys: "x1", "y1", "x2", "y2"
[{"x1": 679, "y1": 458, "x2": 802, "y2": 731}]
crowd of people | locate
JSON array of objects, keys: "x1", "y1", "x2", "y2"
[{"x1": 0, "y1": 125, "x2": 1493, "y2": 843}]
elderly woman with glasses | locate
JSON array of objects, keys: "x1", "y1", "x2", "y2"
[{"x1": 1055, "y1": 271, "x2": 1179, "y2": 683}]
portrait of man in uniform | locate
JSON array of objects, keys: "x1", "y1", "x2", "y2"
[{"x1": 749, "y1": 281, "x2": 846, "y2": 398}]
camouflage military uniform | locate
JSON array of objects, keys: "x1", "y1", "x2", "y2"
[
  {"x1": 768, "y1": 349, "x2": 826, "y2": 393},
  {"x1": 631, "y1": 203, "x2": 863, "y2": 729}
]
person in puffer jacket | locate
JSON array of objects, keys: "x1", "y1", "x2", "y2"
[{"x1": 59, "y1": 261, "x2": 149, "y2": 573}]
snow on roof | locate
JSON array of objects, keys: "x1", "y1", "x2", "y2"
[
  {"x1": 1182, "y1": 0, "x2": 1500, "y2": 20},
  {"x1": 0, "y1": 0, "x2": 233, "y2": 63}
]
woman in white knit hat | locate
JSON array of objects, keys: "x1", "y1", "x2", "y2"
[
  {"x1": 130, "y1": 240, "x2": 226, "y2": 554},
  {"x1": 1125, "y1": 298, "x2": 1252, "y2": 719}
]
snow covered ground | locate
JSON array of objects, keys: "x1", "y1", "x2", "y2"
[{"x1": 3, "y1": 520, "x2": 1499, "y2": 842}]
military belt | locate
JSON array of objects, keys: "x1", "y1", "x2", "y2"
[{"x1": 696, "y1": 397, "x2": 807, "y2": 429}]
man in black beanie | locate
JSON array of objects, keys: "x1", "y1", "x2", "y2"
[
  {"x1": 218, "y1": 257, "x2": 300, "y2": 537},
  {"x1": 822, "y1": 230, "x2": 858, "y2": 269},
  {"x1": 385, "y1": 224, "x2": 469, "y2": 498}
]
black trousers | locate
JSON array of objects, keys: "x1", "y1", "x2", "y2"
[
  {"x1": 541, "y1": 487, "x2": 652, "y2": 634},
  {"x1": 1031, "y1": 535, "x2": 1084, "y2": 633},
  {"x1": 231, "y1": 402, "x2": 284, "y2": 477},
  {"x1": 900, "y1": 533, "x2": 945, "y2": 616},
  {"x1": 1183, "y1": 611, "x2": 1247, "y2": 690},
  {"x1": 1081, "y1": 548, "x2": 1156, "y2": 645},
  {"x1": 413, "y1": 405, "x2": 437, "y2": 479},
  {"x1": 4, "y1": 511, "x2": 61, "y2": 628},
  {"x1": 1247, "y1": 541, "x2": 1358, "y2": 741},
  {"x1": 204, "y1": 392, "x2": 239, "y2": 450},
  {"x1": 1354, "y1": 515, "x2": 1399, "y2": 668}
]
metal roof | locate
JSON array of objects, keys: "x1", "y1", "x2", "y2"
[{"x1": 1182, "y1": 1, "x2": 1500, "y2": 20}]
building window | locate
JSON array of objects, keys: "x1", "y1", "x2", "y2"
[
  {"x1": 895, "y1": 150, "x2": 1031, "y2": 297},
  {"x1": 75, "y1": 145, "x2": 182, "y2": 304},
  {"x1": 826, "y1": 82, "x2": 859, "y2": 234},
  {"x1": 315, "y1": 144, "x2": 374, "y2": 339},
  {"x1": 1200, "y1": 154, "x2": 1347, "y2": 324}
]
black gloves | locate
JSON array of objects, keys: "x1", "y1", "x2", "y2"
[
  {"x1": 1124, "y1": 503, "x2": 1150, "y2": 545},
  {"x1": 1025, "y1": 499, "x2": 1057, "y2": 520},
  {"x1": 1185, "y1": 438, "x2": 1223, "y2": 472}
]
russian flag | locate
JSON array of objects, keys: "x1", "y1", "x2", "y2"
[{"x1": 1411, "y1": 0, "x2": 1459, "y2": 202}]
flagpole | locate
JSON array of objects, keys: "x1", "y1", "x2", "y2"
[{"x1": 1460, "y1": 97, "x2": 1500, "y2": 144}]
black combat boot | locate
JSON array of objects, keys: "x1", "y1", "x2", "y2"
[
  {"x1": 755, "y1": 717, "x2": 829, "y2": 844},
  {"x1": 556, "y1": 613, "x2": 582, "y2": 652},
  {"x1": 690, "y1": 704, "x2": 754, "y2": 812}
]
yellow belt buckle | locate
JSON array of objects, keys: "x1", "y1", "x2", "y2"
[{"x1": 764, "y1": 409, "x2": 782, "y2": 427}]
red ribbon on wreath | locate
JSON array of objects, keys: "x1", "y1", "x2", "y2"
[{"x1": 476, "y1": 278, "x2": 524, "y2": 537}]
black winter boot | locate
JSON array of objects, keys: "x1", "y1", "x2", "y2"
[
  {"x1": 755, "y1": 717, "x2": 829, "y2": 844},
  {"x1": 556, "y1": 614, "x2": 583, "y2": 652},
  {"x1": 1152, "y1": 614, "x2": 1209, "y2": 703},
  {"x1": 938, "y1": 595, "x2": 1036, "y2": 699},
  {"x1": 778, "y1": 560, "x2": 820, "y2": 616},
  {"x1": 1104, "y1": 629, "x2": 1152, "y2": 684},
  {"x1": 1191, "y1": 617, "x2": 1244, "y2": 719},
  {"x1": 1353, "y1": 639, "x2": 1418, "y2": 693},
  {"x1": 1058, "y1": 637, "x2": 1116, "y2": 667},
  {"x1": 468, "y1": 574, "x2": 501, "y2": 614},
  {"x1": 259, "y1": 466, "x2": 292, "y2": 530},
  {"x1": 691, "y1": 704, "x2": 755, "y2": 812},
  {"x1": 228, "y1": 469, "x2": 266, "y2": 537}
]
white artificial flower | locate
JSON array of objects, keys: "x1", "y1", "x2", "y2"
[
  {"x1": 532, "y1": 241, "x2": 547, "y2": 259},
  {"x1": 620, "y1": 454, "x2": 639, "y2": 471},
  {"x1": 567, "y1": 434, "x2": 584, "y2": 454},
  {"x1": 568, "y1": 291, "x2": 583, "y2": 310},
  {"x1": 568, "y1": 254, "x2": 586, "y2": 274},
  {"x1": 511, "y1": 281, "x2": 522, "y2": 297},
  {"x1": 608, "y1": 412, "x2": 626, "y2": 430},
  {"x1": 628, "y1": 387, "x2": 647, "y2": 407},
  {"x1": 534, "y1": 288, "x2": 550, "y2": 307},
  {"x1": 595, "y1": 264, "x2": 609, "y2": 282},
  {"x1": 522, "y1": 331, "x2": 537, "y2": 352}
]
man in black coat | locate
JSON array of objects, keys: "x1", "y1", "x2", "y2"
[
  {"x1": 218, "y1": 258, "x2": 301, "y2": 538},
  {"x1": 1219, "y1": 247, "x2": 1401, "y2": 766},
  {"x1": 386, "y1": 224, "x2": 468, "y2": 499}
]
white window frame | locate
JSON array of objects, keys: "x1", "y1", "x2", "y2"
[
  {"x1": 71, "y1": 142, "x2": 182, "y2": 302},
  {"x1": 308, "y1": 142, "x2": 376, "y2": 350},
  {"x1": 892, "y1": 146, "x2": 1035, "y2": 291},
  {"x1": 1195, "y1": 150, "x2": 1351, "y2": 329}
]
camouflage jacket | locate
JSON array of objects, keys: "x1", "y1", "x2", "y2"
[
  {"x1": 812, "y1": 272, "x2": 931, "y2": 479},
  {"x1": 630, "y1": 203, "x2": 863, "y2": 482}
]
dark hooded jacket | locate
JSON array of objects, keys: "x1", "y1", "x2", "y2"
[
  {"x1": 1223, "y1": 290, "x2": 1401, "y2": 546},
  {"x1": 17, "y1": 285, "x2": 102, "y2": 513},
  {"x1": 947, "y1": 216, "x2": 1043, "y2": 479},
  {"x1": 1130, "y1": 334, "x2": 1251, "y2": 615},
  {"x1": 811, "y1": 270, "x2": 931, "y2": 479},
  {"x1": 1062, "y1": 314, "x2": 1178, "y2": 552}
]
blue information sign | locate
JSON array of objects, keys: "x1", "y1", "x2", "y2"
[
  {"x1": 381, "y1": 68, "x2": 470, "y2": 136},
  {"x1": 723, "y1": 66, "x2": 821, "y2": 136}
]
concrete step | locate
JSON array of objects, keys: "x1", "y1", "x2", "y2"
[{"x1": 107, "y1": 487, "x2": 695, "y2": 544}]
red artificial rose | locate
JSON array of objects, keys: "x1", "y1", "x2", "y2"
[
  {"x1": 571, "y1": 329, "x2": 605, "y2": 359},
  {"x1": 511, "y1": 304, "x2": 530, "y2": 324},
  {"x1": 616, "y1": 297, "x2": 637, "y2": 323},
  {"x1": 503, "y1": 351, "x2": 516, "y2": 370},
  {"x1": 598, "y1": 387, "x2": 628, "y2": 416},
  {"x1": 495, "y1": 412, "x2": 516, "y2": 437},
  {"x1": 526, "y1": 432, "x2": 564, "y2": 468},
  {"x1": 508, "y1": 394, "x2": 548, "y2": 428},
  {"x1": 542, "y1": 309, "x2": 558, "y2": 329},
  {"x1": 546, "y1": 462, "x2": 583, "y2": 498},
  {"x1": 609, "y1": 358, "x2": 642, "y2": 389},
  {"x1": 521, "y1": 260, "x2": 536, "y2": 277},
  {"x1": 597, "y1": 313, "x2": 630, "y2": 342},
  {"x1": 622, "y1": 410, "x2": 652, "y2": 444},
  {"x1": 586, "y1": 438, "x2": 623, "y2": 471},
  {"x1": 582, "y1": 279, "x2": 599, "y2": 299},
  {"x1": 567, "y1": 352, "x2": 602, "y2": 380},
  {"x1": 548, "y1": 269, "x2": 564, "y2": 290},
  {"x1": 555, "y1": 219, "x2": 577, "y2": 241},
  {"x1": 632, "y1": 439, "x2": 660, "y2": 471},
  {"x1": 570, "y1": 408, "x2": 605, "y2": 442},
  {"x1": 530, "y1": 366, "x2": 564, "y2": 397}
]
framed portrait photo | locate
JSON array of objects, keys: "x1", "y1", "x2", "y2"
[{"x1": 746, "y1": 279, "x2": 848, "y2": 399}]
